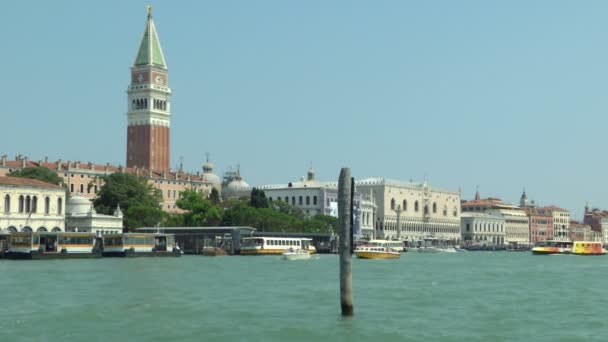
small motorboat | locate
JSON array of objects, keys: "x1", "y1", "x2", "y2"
[
  {"x1": 282, "y1": 248, "x2": 311, "y2": 260},
  {"x1": 354, "y1": 243, "x2": 400, "y2": 259}
]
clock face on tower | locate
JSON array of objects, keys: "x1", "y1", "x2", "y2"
[{"x1": 155, "y1": 75, "x2": 164, "y2": 85}]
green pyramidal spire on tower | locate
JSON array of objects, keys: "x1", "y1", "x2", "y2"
[{"x1": 134, "y1": 5, "x2": 167, "y2": 68}]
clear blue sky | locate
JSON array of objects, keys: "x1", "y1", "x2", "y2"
[{"x1": 1, "y1": 1, "x2": 607, "y2": 218}]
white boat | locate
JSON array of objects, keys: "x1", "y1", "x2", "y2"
[
  {"x1": 282, "y1": 248, "x2": 312, "y2": 260},
  {"x1": 241, "y1": 237, "x2": 316, "y2": 255},
  {"x1": 369, "y1": 239, "x2": 404, "y2": 252}
]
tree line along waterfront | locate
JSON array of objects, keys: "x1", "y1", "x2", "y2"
[{"x1": 4, "y1": 166, "x2": 338, "y2": 235}]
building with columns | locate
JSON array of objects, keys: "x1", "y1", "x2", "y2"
[
  {"x1": 461, "y1": 212, "x2": 505, "y2": 245},
  {"x1": 127, "y1": 7, "x2": 171, "y2": 172},
  {"x1": 0, "y1": 177, "x2": 65, "y2": 233},
  {"x1": 356, "y1": 178, "x2": 461, "y2": 242},
  {"x1": 461, "y1": 191, "x2": 529, "y2": 244},
  {"x1": 65, "y1": 196, "x2": 123, "y2": 236}
]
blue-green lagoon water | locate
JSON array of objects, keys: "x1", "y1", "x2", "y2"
[{"x1": 1, "y1": 252, "x2": 607, "y2": 341}]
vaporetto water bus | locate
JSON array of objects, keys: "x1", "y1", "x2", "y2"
[
  {"x1": 5, "y1": 232, "x2": 102, "y2": 259},
  {"x1": 102, "y1": 233, "x2": 181, "y2": 257},
  {"x1": 240, "y1": 237, "x2": 316, "y2": 255},
  {"x1": 572, "y1": 241, "x2": 605, "y2": 255},
  {"x1": 531, "y1": 240, "x2": 573, "y2": 255}
]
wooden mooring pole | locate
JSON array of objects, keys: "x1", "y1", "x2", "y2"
[{"x1": 338, "y1": 168, "x2": 353, "y2": 316}]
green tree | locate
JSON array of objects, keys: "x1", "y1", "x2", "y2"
[
  {"x1": 209, "y1": 188, "x2": 221, "y2": 205},
  {"x1": 126, "y1": 205, "x2": 166, "y2": 229},
  {"x1": 9, "y1": 166, "x2": 64, "y2": 185},
  {"x1": 176, "y1": 189, "x2": 222, "y2": 226},
  {"x1": 93, "y1": 172, "x2": 163, "y2": 231},
  {"x1": 250, "y1": 188, "x2": 269, "y2": 208}
]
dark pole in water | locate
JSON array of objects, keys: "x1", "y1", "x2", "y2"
[{"x1": 338, "y1": 168, "x2": 353, "y2": 316}]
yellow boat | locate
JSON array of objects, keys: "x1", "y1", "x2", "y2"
[
  {"x1": 572, "y1": 241, "x2": 605, "y2": 255},
  {"x1": 355, "y1": 241, "x2": 400, "y2": 259}
]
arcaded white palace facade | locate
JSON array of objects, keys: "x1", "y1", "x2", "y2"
[
  {"x1": 0, "y1": 177, "x2": 66, "y2": 233},
  {"x1": 355, "y1": 178, "x2": 461, "y2": 242}
]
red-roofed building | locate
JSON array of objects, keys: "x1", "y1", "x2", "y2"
[{"x1": 0, "y1": 154, "x2": 219, "y2": 213}]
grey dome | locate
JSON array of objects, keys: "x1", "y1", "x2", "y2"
[{"x1": 66, "y1": 195, "x2": 93, "y2": 215}]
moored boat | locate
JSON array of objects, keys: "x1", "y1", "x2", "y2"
[
  {"x1": 102, "y1": 233, "x2": 181, "y2": 257},
  {"x1": 240, "y1": 237, "x2": 316, "y2": 255},
  {"x1": 355, "y1": 241, "x2": 400, "y2": 259},
  {"x1": 5, "y1": 232, "x2": 102, "y2": 259}
]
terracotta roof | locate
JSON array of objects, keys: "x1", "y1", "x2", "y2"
[
  {"x1": 1, "y1": 156, "x2": 209, "y2": 184},
  {"x1": 0, "y1": 176, "x2": 64, "y2": 190},
  {"x1": 537, "y1": 205, "x2": 569, "y2": 212}
]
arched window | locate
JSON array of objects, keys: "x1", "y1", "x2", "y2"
[
  {"x1": 453, "y1": 207, "x2": 458, "y2": 217},
  {"x1": 443, "y1": 206, "x2": 447, "y2": 216},
  {"x1": 390, "y1": 198, "x2": 395, "y2": 210},
  {"x1": 52, "y1": 227, "x2": 61, "y2": 232},
  {"x1": 424, "y1": 205, "x2": 429, "y2": 215},
  {"x1": 25, "y1": 196, "x2": 31, "y2": 213},
  {"x1": 22, "y1": 226, "x2": 32, "y2": 233},
  {"x1": 70, "y1": 184, "x2": 74, "y2": 193},
  {"x1": 4, "y1": 194, "x2": 9, "y2": 213},
  {"x1": 402, "y1": 200, "x2": 407, "y2": 211},
  {"x1": 313, "y1": 196, "x2": 318, "y2": 205},
  {"x1": 8, "y1": 226, "x2": 17, "y2": 233},
  {"x1": 57, "y1": 198, "x2": 63, "y2": 215},
  {"x1": 132, "y1": 100, "x2": 136, "y2": 109},
  {"x1": 298, "y1": 196, "x2": 303, "y2": 205},
  {"x1": 415, "y1": 201, "x2": 419, "y2": 212},
  {"x1": 432, "y1": 202, "x2": 437, "y2": 214},
  {"x1": 32, "y1": 196, "x2": 37, "y2": 213},
  {"x1": 291, "y1": 197, "x2": 295, "y2": 205},
  {"x1": 80, "y1": 184, "x2": 84, "y2": 193},
  {"x1": 306, "y1": 196, "x2": 310, "y2": 205},
  {"x1": 37, "y1": 227, "x2": 47, "y2": 232},
  {"x1": 45, "y1": 197, "x2": 50, "y2": 214},
  {"x1": 18, "y1": 195, "x2": 24, "y2": 213}
]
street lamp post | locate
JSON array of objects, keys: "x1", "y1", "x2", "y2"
[{"x1": 394, "y1": 204, "x2": 402, "y2": 240}]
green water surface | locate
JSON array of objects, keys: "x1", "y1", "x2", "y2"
[{"x1": 1, "y1": 252, "x2": 606, "y2": 341}]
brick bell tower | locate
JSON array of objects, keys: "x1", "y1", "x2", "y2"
[{"x1": 127, "y1": 5, "x2": 171, "y2": 172}]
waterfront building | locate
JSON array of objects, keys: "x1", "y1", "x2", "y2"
[
  {"x1": 0, "y1": 176, "x2": 65, "y2": 233},
  {"x1": 355, "y1": 178, "x2": 461, "y2": 242},
  {"x1": 127, "y1": 7, "x2": 171, "y2": 172},
  {"x1": 460, "y1": 212, "x2": 505, "y2": 245},
  {"x1": 461, "y1": 190, "x2": 529, "y2": 244},
  {"x1": 568, "y1": 221, "x2": 599, "y2": 242},
  {"x1": 536, "y1": 205, "x2": 570, "y2": 241},
  {"x1": 259, "y1": 167, "x2": 338, "y2": 218},
  {"x1": 0, "y1": 155, "x2": 214, "y2": 213},
  {"x1": 65, "y1": 196, "x2": 123, "y2": 236},
  {"x1": 583, "y1": 205, "x2": 608, "y2": 243},
  {"x1": 524, "y1": 208, "x2": 553, "y2": 243}
]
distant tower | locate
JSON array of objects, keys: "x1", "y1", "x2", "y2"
[
  {"x1": 307, "y1": 164, "x2": 316, "y2": 181},
  {"x1": 520, "y1": 188, "x2": 529, "y2": 207},
  {"x1": 126, "y1": 6, "x2": 171, "y2": 172},
  {"x1": 474, "y1": 186, "x2": 480, "y2": 201}
]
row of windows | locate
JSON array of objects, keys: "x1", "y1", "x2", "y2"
[
  {"x1": 4, "y1": 226, "x2": 62, "y2": 234},
  {"x1": 69, "y1": 183, "x2": 98, "y2": 194},
  {"x1": 465, "y1": 223, "x2": 505, "y2": 233},
  {"x1": 390, "y1": 198, "x2": 458, "y2": 217},
  {"x1": 131, "y1": 98, "x2": 167, "y2": 111},
  {"x1": 269, "y1": 196, "x2": 318, "y2": 206},
  {"x1": 4, "y1": 195, "x2": 63, "y2": 215}
]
